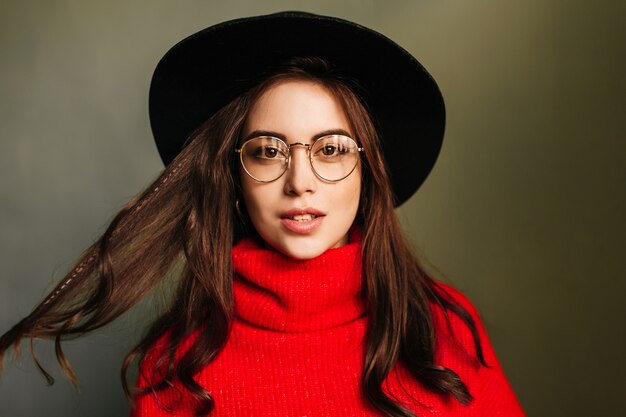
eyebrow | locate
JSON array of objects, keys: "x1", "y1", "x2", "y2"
[{"x1": 242, "y1": 128, "x2": 353, "y2": 143}]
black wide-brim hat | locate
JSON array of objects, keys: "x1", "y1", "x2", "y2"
[{"x1": 150, "y1": 11, "x2": 445, "y2": 207}]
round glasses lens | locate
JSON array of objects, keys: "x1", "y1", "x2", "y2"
[
  {"x1": 240, "y1": 137, "x2": 289, "y2": 182},
  {"x1": 311, "y1": 135, "x2": 360, "y2": 181}
]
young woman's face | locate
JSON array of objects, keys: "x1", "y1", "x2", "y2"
[{"x1": 239, "y1": 80, "x2": 361, "y2": 259}]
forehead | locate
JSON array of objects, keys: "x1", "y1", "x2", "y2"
[{"x1": 243, "y1": 80, "x2": 352, "y2": 142}]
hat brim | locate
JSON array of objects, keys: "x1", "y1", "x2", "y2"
[{"x1": 149, "y1": 11, "x2": 445, "y2": 207}]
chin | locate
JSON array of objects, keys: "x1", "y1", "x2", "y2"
[
  {"x1": 264, "y1": 234, "x2": 335, "y2": 260},
  {"x1": 278, "y1": 241, "x2": 327, "y2": 260},
  {"x1": 286, "y1": 248, "x2": 326, "y2": 260}
]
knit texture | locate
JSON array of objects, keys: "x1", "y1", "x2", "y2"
[{"x1": 131, "y1": 228, "x2": 525, "y2": 416}]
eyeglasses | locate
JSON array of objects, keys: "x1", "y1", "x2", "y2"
[{"x1": 235, "y1": 134, "x2": 363, "y2": 183}]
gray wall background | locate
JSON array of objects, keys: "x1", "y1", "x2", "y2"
[{"x1": 1, "y1": 1, "x2": 624, "y2": 416}]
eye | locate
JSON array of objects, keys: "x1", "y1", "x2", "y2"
[
  {"x1": 253, "y1": 145, "x2": 285, "y2": 159},
  {"x1": 317, "y1": 143, "x2": 348, "y2": 158},
  {"x1": 322, "y1": 144, "x2": 338, "y2": 156},
  {"x1": 263, "y1": 146, "x2": 278, "y2": 158}
]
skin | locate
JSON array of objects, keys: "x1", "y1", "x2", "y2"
[{"x1": 239, "y1": 80, "x2": 361, "y2": 260}]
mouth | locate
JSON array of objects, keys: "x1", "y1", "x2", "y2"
[
  {"x1": 280, "y1": 208, "x2": 326, "y2": 234},
  {"x1": 280, "y1": 208, "x2": 326, "y2": 220},
  {"x1": 284, "y1": 214, "x2": 320, "y2": 221}
]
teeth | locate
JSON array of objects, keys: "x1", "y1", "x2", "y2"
[{"x1": 290, "y1": 214, "x2": 316, "y2": 221}]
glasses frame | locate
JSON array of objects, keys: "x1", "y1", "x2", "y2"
[{"x1": 235, "y1": 134, "x2": 364, "y2": 183}]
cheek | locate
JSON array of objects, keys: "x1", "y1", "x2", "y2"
[
  {"x1": 345, "y1": 168, "x2": 362, "y2": 205},
  {"x1": 340, "y1": 184, "x2": 359, "y2": 206},
  {"x1": 239, "y1": 176, "x2": 277, "y2": 234},
  {"x1": 240, "y1": 178, "x2": 261, "y2": 215},
  {"x1": 335, "y1": 174, "x2": 362, "y2": 219}
]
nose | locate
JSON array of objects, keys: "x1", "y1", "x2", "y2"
[{"x1": 283, "y1": 144, "x2": 317, "y2": 196}]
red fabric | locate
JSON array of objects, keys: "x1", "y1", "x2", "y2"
[{"x1": 131, "y1": 228, "x2": 525, "y2": 416}]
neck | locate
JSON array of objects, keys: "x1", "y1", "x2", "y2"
[{"x1": 232, "y1": 227, "x2": 366, "y2": 332}]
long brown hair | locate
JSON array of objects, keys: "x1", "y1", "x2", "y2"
[{"x1": 0, "y1": 57, "x2": 485, "y2": 416}]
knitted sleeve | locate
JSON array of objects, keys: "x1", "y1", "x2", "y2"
[
  {"x1": 129, "y1": 331, "x2": 198, "y2": 417},
  {"x1": 434, "y1": 282, "x2": 527, "y2": 417}
]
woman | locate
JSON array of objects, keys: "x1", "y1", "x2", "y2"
[{"x1": 0, "y1": 11, "x2": 525, "y2": 416}]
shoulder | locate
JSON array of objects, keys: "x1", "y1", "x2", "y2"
[
  {"x1": 430, "y1": 281, "x2": 480, "y2": 324},
  {"x1": 426, "y1": 282, "x2": 527, "y2": 415},
  {"x1": 429, "y1": 280, "x2": 482, "y2": 324},
  {"x1": 427, "y1": 280, "x2": 487, "y2": 365},
  {"x1": 427, "y1": 280, "x2": 507, "y2": 371},
  {"x1": 136, "y1": 327, "x2": 201, "y2": 386}
]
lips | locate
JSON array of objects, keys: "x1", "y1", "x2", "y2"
[{"x1": 280, "y1": 208, "x2": 326, "y2": 234}]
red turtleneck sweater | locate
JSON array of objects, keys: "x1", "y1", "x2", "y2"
[{"x1": 131, "y1": 229, "x2": 525, "y2": 416}]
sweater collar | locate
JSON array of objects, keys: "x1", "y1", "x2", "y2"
[{"x1": 232, "y1": 227, "x2": 366, "y2": 332}]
